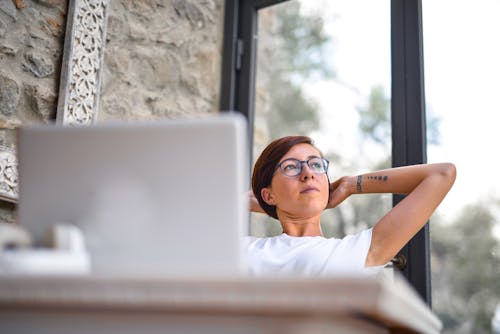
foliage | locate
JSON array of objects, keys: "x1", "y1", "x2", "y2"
[
  {"x1": 357, "y1": 85, "x2": 442, "y2": 147},
  {"x1": 355, "y1": 71, "x2": 500, "y2": 334},
  {"x1": 431, "y1": 204, "x2": 500, "y2": 333},
  {"x1": 267, "y1": 78, "x2": 320, "y2": 139},
  {"x1": 265, "y1": 1, "x2": 333, "y2": 139},
  {"x1": 357, "y1": 85, "x2": 390, "y2": 145},
  {"x1": 272, "y1": 2, "x2": 334, "y2": 81}
]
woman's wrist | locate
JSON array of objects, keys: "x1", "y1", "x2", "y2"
[
  {"x1": 336, "y1": 176, "x2": 354, "y2": 195},
  {"x1": 340, "y1": 176, "x2": 358, "y2": 196}
]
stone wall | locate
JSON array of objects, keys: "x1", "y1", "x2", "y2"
[
  {"x1": 0, "y1": 0, "x2": 226, "y2": 223},
  {"x1": 0, "y1": 0, "x2": 66, "y2": 128},
  {"x1": 99, "y1": 0, "x2": 224, "y2": 121},
  {"x1": 0, "y1": 0, "x2": 67, "y2": 222}
]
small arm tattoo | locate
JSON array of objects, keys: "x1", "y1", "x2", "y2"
[
  {"x1": 367, "y1": 175, "x2": 389, "y2": 181},
  {"x1": 357, "y1": 175, "x2": 362, "y2": 193}
]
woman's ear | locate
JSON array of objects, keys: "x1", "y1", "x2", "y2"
[{"x1": 261, "y1": 187, "x2": 276, "y2": 205}]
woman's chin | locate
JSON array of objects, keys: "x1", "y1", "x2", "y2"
[{"x1": 278, "y1": 208, "x2": 324, "y2": 221}]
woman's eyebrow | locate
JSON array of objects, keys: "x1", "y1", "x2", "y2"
[
  {"x1": 285, "y1": 155, "x2": 321, "y2": 160},
  {"x1": 279, "y1": 155, "x2": 321, "y2": 163}
]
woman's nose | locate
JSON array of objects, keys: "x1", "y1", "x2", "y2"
[{"x1": 300, "y1": 163, "x2": 315, "y2": 180}]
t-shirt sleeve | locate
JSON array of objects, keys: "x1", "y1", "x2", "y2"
[{"x1": 322, "y1": 228, "x2": 384, "y2": 276}]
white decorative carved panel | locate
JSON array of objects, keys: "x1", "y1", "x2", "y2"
[
  {"x1": 0, "y1": 147, "x2": 18, "y2": 203},
  {"x1": 0, "y1": 0, "x2": 109, "y2": 204},
  {"x1": 56, "y1": 0, "x2": 109, "y2": 125}
]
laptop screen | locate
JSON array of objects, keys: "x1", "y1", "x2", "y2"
[{"x1": 17, "y1": 114, "x2": 249, "y2": 277}]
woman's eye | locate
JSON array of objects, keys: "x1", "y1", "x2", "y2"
[
  {"x1": 310, "y1": 162, "x2": 322, "y2": 170},
  {"x1": 283, "y1": 164, "x2": 298, "y2": 171}
]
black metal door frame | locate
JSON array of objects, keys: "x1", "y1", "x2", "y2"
[{"x1": 391, "y1": 0, "x2": 430, "y2": 305}]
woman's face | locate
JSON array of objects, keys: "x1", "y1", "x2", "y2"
[{"x1": 262, "y1": 143, "x2": 329, "y2": 220}]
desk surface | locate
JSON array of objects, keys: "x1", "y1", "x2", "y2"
[{"x1": 0, "y1": 274, "x2": 442, "y2": 334}]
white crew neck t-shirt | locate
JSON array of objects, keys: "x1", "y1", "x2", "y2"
[{"x1": 244, "y1": 228, "x2": 383, "y2": 277}]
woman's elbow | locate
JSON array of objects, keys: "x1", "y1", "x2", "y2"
[
  {"x1": 441, "y1": 162, "x2": 457, "y2": 179},
  {"x1": 437, "y1": 162, "x2": 457, "y2": 187}
]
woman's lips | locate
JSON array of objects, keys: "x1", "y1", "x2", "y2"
[{"x1": 300, "y1": 186, "x2": 319, "y2": 194}]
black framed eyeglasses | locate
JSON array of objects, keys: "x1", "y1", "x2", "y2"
[{"x1": 275, "y1": 157, "x2": 329, "y2": 177}]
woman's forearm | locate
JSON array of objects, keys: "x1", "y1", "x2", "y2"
[
  {"x1": 361, "y1": 162, "x2": 457, "y2": 266},
  {"x1": 349, "y1": 163, "x2": 456, "y2": 196}
]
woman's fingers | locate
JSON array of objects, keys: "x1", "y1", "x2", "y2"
[
  {"x1": 326, "y1": 179, "x2": 349, "y2": 209},
  {"x1": 248, "y1": 190, "x2": 265, "y2": 213}
]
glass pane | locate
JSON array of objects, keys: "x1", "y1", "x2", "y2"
[
  {"x1": 252, "y1": 0, "x2": 391, "y2": 238},
  {"x1": 423, "y1": 1, "x2": 500, "y2": 332}
]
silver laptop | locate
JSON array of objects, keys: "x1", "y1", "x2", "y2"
[{"x1": 16, "y1": 114, "x2": 249, "y2": 278}]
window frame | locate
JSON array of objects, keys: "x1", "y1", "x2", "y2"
[{"x1": 220, "y1": 0, "x2": 430, "y2": 306}]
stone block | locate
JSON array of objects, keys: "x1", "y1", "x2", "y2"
[
  {"x1": 22, "y1": 51, "x2": 54, "y2": 78},
  {"x1": 24, "y1": 83, "x2": 56, "y2": 122},
  {"x1": 0, "y1": 20, "x2": 6, "y2": 38},
  {"x1": 33, "y1": 0, "x2": 60, "y2": 8},
  {"x1": 0, "y1": 43, "x2": 17, "y2": 56},
  {"x1": 0, "y1": 1, "x2": 17, "y2": 21},
  {"x1": 0, "y1": 75, "x2": 20, "y2": 116}
]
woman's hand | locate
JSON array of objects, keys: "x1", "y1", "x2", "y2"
[{"x1": 326, "y1": 176, "x2": 355, "y2": 209}]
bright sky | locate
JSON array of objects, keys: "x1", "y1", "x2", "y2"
[
  {"x1": 423, "y1": 0, "x2": 500, "y2": 221},
  {"x1": 300, "y1": 0, "x2": 500, "y2": 230}
]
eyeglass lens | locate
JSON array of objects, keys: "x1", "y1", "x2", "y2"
[{"x1": 279, "y1": 157, "x2": 328, "y2": 176}]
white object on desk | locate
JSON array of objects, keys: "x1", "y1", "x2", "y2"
[
  {"x1": 0, "y1": 224, "x2": 90, "y2": 276},
  {"x1": 0, "y1": 223, "x2": 32, "y2": 249}
]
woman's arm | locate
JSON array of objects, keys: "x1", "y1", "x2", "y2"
[{"x1": 328, "y1": 163, "x2": 456, "y2": 267}]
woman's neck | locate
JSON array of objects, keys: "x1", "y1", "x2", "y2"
[{"x1": 279, "y1": 215, "x2": 323, "y2": 237}]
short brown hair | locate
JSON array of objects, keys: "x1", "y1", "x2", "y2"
[{"x1": 252, "y1": 136, "x2": 320, "y2": 219}]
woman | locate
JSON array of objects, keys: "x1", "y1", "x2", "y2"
[{"x1": 246, "y1": 135, "x2": 456, "y2": 277}]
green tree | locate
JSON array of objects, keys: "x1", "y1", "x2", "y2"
[
  {"x1": 431, "y1": 204, "x2": 500, "y2": 333},
  {"x1": 358, "y1": 85, "x2": 390, "y2": 145},
  {"x1": 323, "y1": 85, "x2": 392, "y2": 238},
  {"x1": 355, "y1": 84, "x2": 500, "y2": 332},
  {"x1": 265, "y1": 1, "x2": 333, "y2": 139},
  {"x1": 357, "y1": 85, "x2": 441, "y2": 147},
  {"x1": 267, "y1": 79, "x2": 320, "y2": 139}
]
